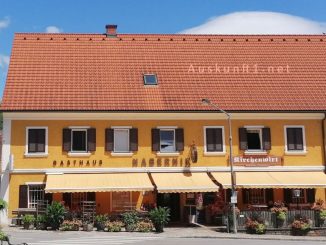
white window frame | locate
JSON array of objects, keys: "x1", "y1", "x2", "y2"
[
  {"x1": 284, "y1": 125, "x2": 307, "y2": 155},
  {"x1": 27, "y1": 184, "x2": 45, "y2": 208},
  {"x1": 156, "y1": 126, "x2": 179, "y2": 156},
  {"x1": 110, "y1": 126, "x2": 133, "y2": 156},
  {"x1": 71, "y1": 128, "x2": 88, "y2": 153},
  {"x1": 203, "y1": 126, "x2": 226, "y2": 156},
  {"x1": 25, "y1": 127, "x2": 48, "y2": 157},
  {"x1": 244, "y1": 126, "x2": 266, "y2": 155}
]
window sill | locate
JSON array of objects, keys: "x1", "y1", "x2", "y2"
[
  {"x1": 285, "y1": 151, "x2": 307, "y2": 156},
  {"x1": 24, "y1": 153, "x2": 48, "y2": 158},
  {"x1": 204, "y1": 152, "x2": 226, "y2": 156},
  {"x1": 156, "y1": 152, "x2": 180, "y2": 157},
  {"x1": 244, "y1": 151, "x2": 268, "y2": 156},
  {"x1": 68, "y1": 152, "x2": 91, "y2": 157},
  {"x1": 111, "y1": 152, "x2": 134, "y2": 157}
]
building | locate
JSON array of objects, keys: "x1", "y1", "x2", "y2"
[{"x1": 1, "y1": 25, "x2": 326, "y2": 224}]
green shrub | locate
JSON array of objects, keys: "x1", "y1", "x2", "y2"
[
  {"x1": 0, "y1": 231, "x2": 8, "y2": 241},
  {"x1": 149, "y1": 207, "x2": 170, "y2": 232},
  {"x1": 0, "y1": 199, "x2": 8, "y2": 211},
  {"x1": 122, "y1": 211, "x2": 139, "y2": 232},
  {"x1": 106, "y1": 221, "x2": 124, "y2": 232},
  {"x1": 276, "y1": 211, "x2": 287, "y2": 221},
  {"x1": 95, "y1": 214, "x2": 108, "y2": 224},
  {"x1": 319, "y1": 210, "x2": 326, "y2": 220},
  {"x1": 46, "y1": 201, "x2": 65, "y2": 230},
  {"x1": 22, "y1": 214, "x2": 35, "y2": 225}
]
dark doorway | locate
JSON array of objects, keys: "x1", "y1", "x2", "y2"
[{"x1": 157, "y1": 193, "x2": 180, "y2": 222}]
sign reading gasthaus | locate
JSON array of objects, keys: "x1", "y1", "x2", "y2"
[{"x1": 233, "y1": 156, "x2": 282, "y2": 166}]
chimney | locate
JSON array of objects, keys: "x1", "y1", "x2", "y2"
[{"x1": 105, "y1": 24, "x2": 117, "y2": 37}]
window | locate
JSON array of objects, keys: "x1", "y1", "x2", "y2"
[
  {"x1": 285, "y1": 126, "x2": 306, "y2": 152},
  {"x1": 204, "y1": 126, "x2": 224, "y2": 153},
  {"x1": 239, "y1": 127, "x2": 271, "y2": 152},
  {"x1": 249, "y1": 189, "x2": 265, "y2": 204},
  {"x1": 114, "y1": 129, "x2": 129, "y2": 152},
  {"x1": 160, "y1": 129, "x2": 175, "y2": 152},
  {"x1": 111, "y1": 192, "x2": 134, "y2": 212},
  {"x1": 291, "y1": 189, "x2": 306, "y2": 204},
  {"x1": 26, "y1": 127, "x2": 48, "y2": 154},
  {"x1": 28, "y1": 185, "x2": 45, "y2": 208},
  {"x1": 143, "y1": 74, "x2": 158, "y2": 85},
  {"x1": 71, "y1": 193, "x2": 88, "y2": 210},
  {"x1": 71, "y1": 129, "x2": 87, "y2": 152}
]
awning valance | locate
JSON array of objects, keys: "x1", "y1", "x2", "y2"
[
  {"x1": 45, "y1": 173, "x2": 154, "y2": 193},
  {"x1": 211, "y1": 171, "x2": 326, "y2": 189},
  {"x1": 151, "y1": 172, "x2": 218, "y2": 193}
]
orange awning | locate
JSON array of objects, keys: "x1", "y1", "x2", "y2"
[
  {"x1": 211, "y1": 171, "x2": 326, "y2": 189},
  {"x1": 151, "y1": 172, "x2": 219, "y2": 193},
  {"x1": 45, "y1": 173, "x2": 154, "y2": 193}
]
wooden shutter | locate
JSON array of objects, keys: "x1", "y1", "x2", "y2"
[
  {"x1": 283, "y1": 189, "x2": 292, "y2": 204},
  {"x1": 286, "y1": 128, "x2": 295, "y2": 150},
  {"x1": 265, "y1": 188, "x2": 274, "y2": 203},
  {"x1": 262, "y1": 127, "x2": 271, "y2": 150},
  {"x1": 87, "y1": 128, "x2": 96, "y2": 152},
  {"x1": 239, "y1": 128, "x2": 248, "y2": 150},
  {"x1": 129, "y1": 128, "x2": 138, "y2": 152},
  {"x1": 307, "y1": 189, "x2": 315, "y2": 203},
  {"x1": 105, "y1": 128, "x2": 114, "y2": 152},
  {"x1": 62, "y1": 128, "x2": 71, "y2": 152},
  {"x1": 19, "y1": 185, "x2": 28, "y2": 208},
  {"x1": 295, "y1": 128, "x2": 304, "y2": 150},
  {"x1": 63, "y1": 193, "x2": 72, "y2": 208},
  {"x1": 87, "y1": 192, "x2": 96, "y2": 201},
  {"x1": 175, "y1": 128, "x2": 184, "y2": 151},
  {"x1": 151, "y1": 128, "x2": 160, "y2": 152},
  {"x1": 242, "y1": 189, "x2": 249, "y2": 204}
]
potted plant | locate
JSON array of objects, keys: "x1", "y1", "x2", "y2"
[
  {"x1": 270, "y1": 201, "x2": 288, "y2": 228},
  {"x1": 136, "y1": 219, "x2": 154, "y2": 232},
  {"x1": 46, "y1": 201, "x2": 65, "y2": 230},
  {"x1": 245, "y1": 214, "x2": 266, "y2": 234},
  {"x1": 0, "y1": 231, "x2": 8, "y2": 243},
  {"x1": 149, "y1": 207, "x2": 170, "y2": 233},
  {"x1": 61, "y1": 219, "x2": 82, "y2": 231},
  {"x1": 291, "y1": 217, "x2": 312, "y2": 236},
  {"x1": 311, "y1": 199, "x2": 326, "y2": 227},
  {"x1": 22, "y1": 214, "x2": 35, "y2": 230},
  {"x1": 122, "y1": 211, "x2": 139, "y2": 232},
  {"x1": 95, "y1": 214, "x2": 108, "y2": 231},
  {"x1": 106, "y1": 221, "x2": 124, "y2": 232},
  {"x1": 35, "y1": 215, "x2": 47, "y2": 230}
]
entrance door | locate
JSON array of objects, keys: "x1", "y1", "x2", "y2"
[{"x1": 157, "y1": 193, "x2": 180, "y2": 222}]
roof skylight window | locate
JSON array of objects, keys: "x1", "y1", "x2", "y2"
[{"x1": 143, "y1": 74, "x2": 158, "y2": 85}]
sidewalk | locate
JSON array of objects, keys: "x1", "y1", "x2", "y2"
[{"x1": 2, "y1": 226, "x2": 326, "y2": 242}]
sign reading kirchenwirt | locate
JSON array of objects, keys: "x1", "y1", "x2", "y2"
[{"x1": 232, "y1": 155, "x2": 282, "y2": 166}]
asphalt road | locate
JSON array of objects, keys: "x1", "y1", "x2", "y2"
[{"x1": 4, "y1": 230, "x2": 326, "y2": 245}]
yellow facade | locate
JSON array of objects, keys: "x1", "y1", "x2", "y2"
[{"x1": 7, "y1": 118, "x2": 326, "y2": 217}]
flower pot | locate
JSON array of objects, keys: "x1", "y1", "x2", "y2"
[
  {"x1": 83, "y1": 223, "x2": 93, "y2": 232},
  {"x1": 291, "y1": 228, "x2": 309, "y2": 236},
  {"x1": 125, "y1": 224, "x2": 136, "y2": 232},
  {"x1": 36, "y1": 223, "x2": 47, "y2": 230},
  {"x1": 276, "y1": 218, "x2": 285, "y2": 228},
  {"x1": 154, "y1": 223, "x2": 164, "y2": 233},
  {"x1": 318, "y1": 218, "x2": 325, "y2": 227},
  {"x1": 23, "y1": 223, "x2": 34, "y2": 230},
  {"x1": 96, "y1": 223, "x2": 105, "y2": 231}
]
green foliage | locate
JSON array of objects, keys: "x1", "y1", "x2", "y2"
[
  {"x1": 319, "y1": 210, "x2": 326, "y2": 220},
  {"x1": 0, "y1": 199, "x2": 8, "y2": 211},
  {"x1": 276, "y1": 211, "x2": 287, "y2": 221},
  {"x1": 255, "y1": 223, "x2": 266, "y2": 234},
  {"x1": 22, "y1": 214, "x2": 35, "y2": 225},
  {"x1": 106, "y1": 221, "x2": 124, "y2": 232},
  {"x1": 0, "y1": 231, "x2": 8, "y2": 241},
  {"x1": 95, "y1": 214, "x2": 108, "y2": 224},
  {"x1": 36, "y1": 214, "x2": 47, "y2": 224},
  {"x1": 61, "y1": 219, "x2": 82, "y2": 231},
  {"x1": 46, "y1": 201, "x2": 65, "y2": 230},
  {"x1": 122, "y1": 211, "x2": 139, "y2": 231},
  {"x1": 149, "y1": 207, "x2": 170, "y2": 232}
]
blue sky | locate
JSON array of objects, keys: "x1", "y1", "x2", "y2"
[{"x1": 0, "y1": 0, "x2": 326, "y2": 96}]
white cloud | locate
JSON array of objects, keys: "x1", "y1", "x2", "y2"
[
  {"x1": 0, "y1": 55, "x2": 9, "y2": 69},
  {"x1": 45, "y1": 26, "x2": 62, "y2": 33},
  {"x1": 180, "y1": 12, "x2": 326, "y2": 34},
  {"x1": 0, "y1": 17, "x2": 10, "y2": 30}
]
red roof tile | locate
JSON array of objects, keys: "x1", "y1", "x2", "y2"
[{"x1": 2, "y1": 33, "x2": 326, "y2": 111}]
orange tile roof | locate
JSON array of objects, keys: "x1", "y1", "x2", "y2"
[{"x1": 2, "y1": 33, "x2": 326, "y2": 111}]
